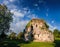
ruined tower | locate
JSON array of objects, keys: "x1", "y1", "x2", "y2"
[{"x1": 24, "y1": 19, "x2": 54, "y2": 42}]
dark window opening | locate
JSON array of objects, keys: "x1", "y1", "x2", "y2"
[
  {"x1": 38, "y1": 34, "x2": 39, "y2": 37},
  {"x1": 48, "y1": 36, "x2": 50, "y2": 38},
  {"x1": 36, "y1": 24, "x2": 37, "y2": 27},
  {"x1": 31, "y1": 25, "x2": 33, "y2": 31}
]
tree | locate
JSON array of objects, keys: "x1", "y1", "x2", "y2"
[
  {"x1": 0, "y1": 4, "x2": 13, "y2": 38},
  {"x1": 58, "y1": 31, "x2": 60, "y2": 37},
  {"x1": 45, "y1": 23, "x2": 49, "y2": 29},
  {"x1": 17, "y1": 32, "x2": 24, "y2": 40},
  {"x1": 8, "y1": 32, "x2": 16, "y2": 40},
  {"x1": 0, "y1": 31, "x2": 7, "y2": 40},
  {"x1": 53, "y1": 29, "x2": 60, "y2": 38}
]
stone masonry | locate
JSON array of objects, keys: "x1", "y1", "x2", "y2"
[{"x1": 24, "y1": 19, "x2": 54, "y2": 42}]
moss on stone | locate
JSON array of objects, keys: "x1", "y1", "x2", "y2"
[{"x1": 26, "y1": 21, "x2": 31, "y2": 28}]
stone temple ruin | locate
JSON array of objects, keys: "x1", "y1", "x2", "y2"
[{"x1": 24, "y1": 19, "x2": 54, "y2": 42}]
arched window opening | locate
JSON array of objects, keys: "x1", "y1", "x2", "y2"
[
  {"x1": 31, "y1": 25, "x2": 33, "y2": 31},
  {"x1": 36, "y1": 24, "x2": 37, "y2": 27}
]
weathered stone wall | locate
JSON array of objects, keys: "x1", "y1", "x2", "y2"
[{"x1": 24, "y1": 19, "x2": 54, "y2": 42}]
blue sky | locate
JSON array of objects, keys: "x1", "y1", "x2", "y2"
[{"x1": 0, "y1": 0, "x2": 60, "y2": 33}]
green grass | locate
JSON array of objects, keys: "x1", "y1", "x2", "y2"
[
  {"x1": 19, "y1": 38, "x2": 60, "y2": 47},
  {"x1": 19, "y1": 42, "x2": 55, "y2": 47}
]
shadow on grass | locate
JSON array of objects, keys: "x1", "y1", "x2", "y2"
[
  {"x1": 54, "y1": 38, "x2": 60, "y2": 47},
  {"x1": 0, "y1": 39, "x2": 20, "y2": 47},
  {"x1": 0, "y1": 39, "x2": 31, "y2": 47}
]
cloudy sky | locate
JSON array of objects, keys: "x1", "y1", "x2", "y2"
[{"x1": 0, "y1": 0, "x2": 60, "y2": 33}]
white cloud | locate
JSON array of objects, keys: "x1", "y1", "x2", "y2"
[
  {"x1": 45, "y1": 8, "x2": 49, "y2": 16},
  {"x1": 9, "y1": 7, "x2": 33, "y2": 33},
  {"x1": 9, "y1": 0, "x2": 15, "y2": 2},
  {"x1": 51, "y1": 20, "x2": 54, "y2": 23},
  {"x1": 3, "y1": 0, "x2": 9, "y2": 5},
  {"x1": 14, "y1": 12, "x2": 24, "y2": 17},
  {"x1": 27, "y1": 14, "x2": 38, "y2": 19},
  {"x1": 47, "y1": 8, "x2": 49, "y2": 12},
  {"x1": 10, "y1": 20, "x2": 29, "y2": 34},
  {"x1": 8, "y1": 4, "x2": 17, "y2": 9},
  {"x1": 23, "y1": 7, "x2": 28, "y2": 11},
  {"x1": 2, "y1": 0, "x2": 17, "y2": 10},
  {"x1": 10, "y1": 9, "x2": 30, "y2": 33},
  {"x1": 38, "y1": 0, "x2": 46, "y2": 4},
  {"x1": 38, "y1": 0, "x2": 44, "y2": 3},
  {"x1": 16, "y1": 20, "x2": 29, "y2": 28},
  {"x1": 37, "y1": 7, "x2": 40, "y2": 10},
  {"x1": 3, "y1": 0, "x2": 15, "y2": 3},
  {"x1": 34, "y1": 4, "x2": 38, "y2": 7},
  {"x1": 46, "y1": 13, "x2": 48, "y2": 16},
  {"x1": 11, "y1": 9, "x2": 25, "y2": 17},
  {"x1": 47, "y1": 23, "x2": 57, "y2": 31},
  {"x1": 10, "y1": 7, "x2": 31, "y2": 18},
  {"x1": 22, "y1": 7, "x2": 31, "y2": 14}
]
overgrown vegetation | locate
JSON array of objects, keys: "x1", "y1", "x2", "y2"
[
  {"x1": 53, "y1": 29, "x2": 60, "y2": 38},
  {"x1": 26, "y1": 20, "x2": 31, "y2": 28}
]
